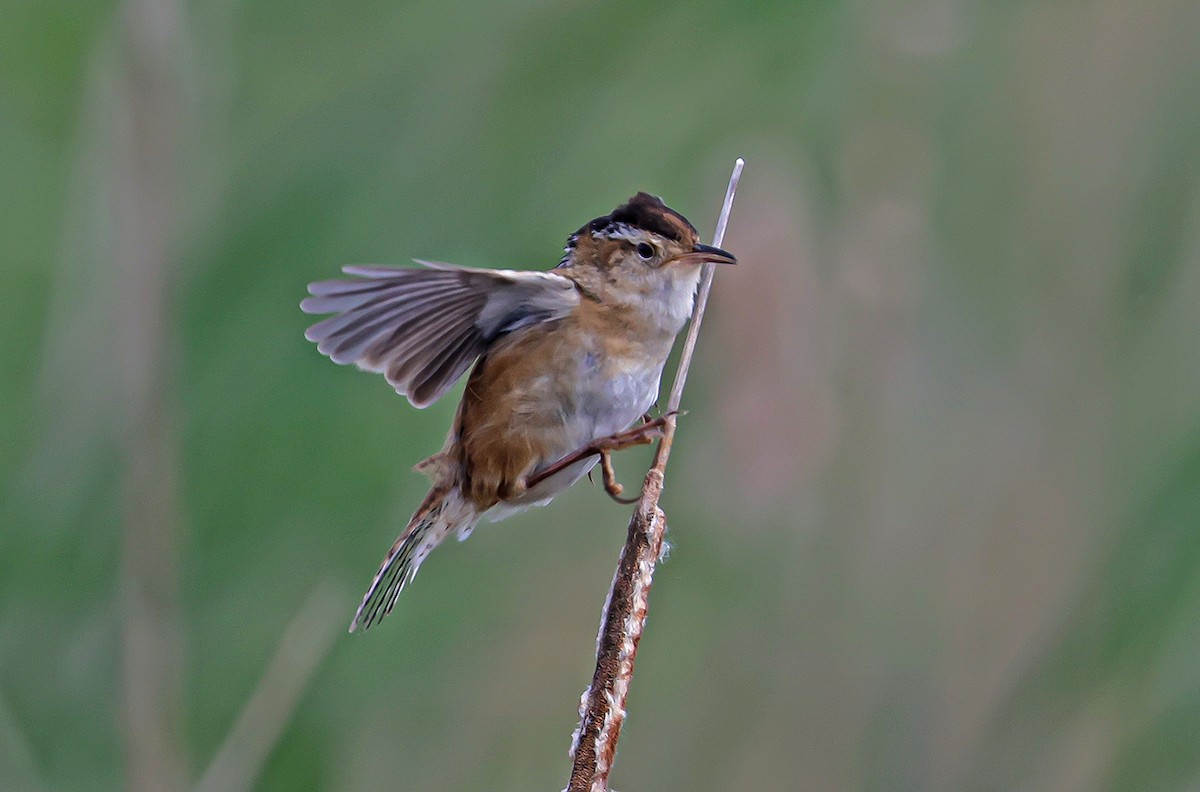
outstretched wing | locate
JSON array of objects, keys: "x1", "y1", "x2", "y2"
[{"x1": 302, "y1": 261, "x2": 579, "y2": 407}]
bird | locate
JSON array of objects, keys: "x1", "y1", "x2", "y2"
[{"x1": 301, "y1": 192, "x2": 736, "y2": 631}]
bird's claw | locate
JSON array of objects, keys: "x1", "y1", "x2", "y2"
[
  {"x1": 524, "y1": 413, "x2": 679, "y2": 499},
  {"x1": 599, "y1": 449, "x2": 639, "y2": 504}
]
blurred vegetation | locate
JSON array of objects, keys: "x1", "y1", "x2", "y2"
[{"x1": 2, "y1": 0, "x2": 1200, "y2": 790}]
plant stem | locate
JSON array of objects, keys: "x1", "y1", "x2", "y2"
[{"x1": 566, "y1": 158, "x2": 744, "y2": 792}]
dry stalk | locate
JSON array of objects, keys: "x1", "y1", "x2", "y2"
[
  {"x1": 565, "y1": 159, "x2": 744, "y2": 792},
  {"x1": 114, "y1": 2, "x2": 188, "y2": 791}
]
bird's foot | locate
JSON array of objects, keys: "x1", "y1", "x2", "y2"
[{"x1": 524, "y1": 412, "x2": 683, "y2": 504}]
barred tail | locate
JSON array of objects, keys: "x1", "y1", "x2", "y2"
[{"x1": 350, "y1": 485, "x2": 477, "y2": 632}]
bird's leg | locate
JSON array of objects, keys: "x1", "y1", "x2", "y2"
[
  {"x1": 598, "y1": 448, "x2": 639, "y2": 504},
  {"x1": 524, "y1": 413, "x2": 680, "y2": 503}
]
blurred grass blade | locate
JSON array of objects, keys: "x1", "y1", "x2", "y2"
[
  {"x1": 194, "y1": 583, "x2": 343, "y2": 792},
  {"x1": 0, "y1": 690, "x2": 46, "y2": 792}
]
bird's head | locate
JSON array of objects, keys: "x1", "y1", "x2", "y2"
[{"x1": 557, "y1": 193, "x2": 736, "y2": 332}]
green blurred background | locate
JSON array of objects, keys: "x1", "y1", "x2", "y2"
[{"x1": 3, "y1": 0, "x2": 1200, "y2": 790}]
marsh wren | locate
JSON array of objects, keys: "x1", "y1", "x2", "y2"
[{"x1": 302, "y1": 193, "x2": 736, "y2": 631}]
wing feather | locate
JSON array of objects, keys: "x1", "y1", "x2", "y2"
[
  {"x1": 302, "y1": 261, "x2": 579, "y2": 407},
  {"x1": 341, "y1": 292, "x2": 480, "y2": 367},
  {"x1": 382, "y1": 313, "x2": 477, "y2": 394},
  {"x1": 410, "y1": 331, "x2": 482, "y2": 407},
  {"x1": 316, "y1": 287, "x2": 479, "y2": 363}
]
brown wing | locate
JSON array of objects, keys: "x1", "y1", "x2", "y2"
[{"x1": 301, "y1": 261, "x2": 579, "y2": 408}]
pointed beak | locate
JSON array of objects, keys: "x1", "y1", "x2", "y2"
[{"x1": 668, "y1": 243, "x2": 737, "y2": 267}]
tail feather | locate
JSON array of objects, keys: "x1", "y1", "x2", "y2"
[{"x1": 350, "y1": 486, "x2": 476, "y2": 632}]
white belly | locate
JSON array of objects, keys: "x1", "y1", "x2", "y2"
[
  {"x1": 568, "y1": 356, "x2": 662, "y2": 444},
  {"x1": 483, "y1": 346, "x2": 666, "y2": 519}
]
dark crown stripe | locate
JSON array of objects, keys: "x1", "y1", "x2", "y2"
[{"x1": 577, "y1": 192, "x2": 697, "y2": 244}]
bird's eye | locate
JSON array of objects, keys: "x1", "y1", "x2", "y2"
[{"x1": 635, "y1": 242, "x2": 656, "y2": 260}]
